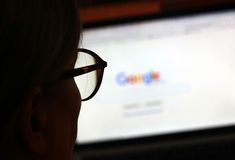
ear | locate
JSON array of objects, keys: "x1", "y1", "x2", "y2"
[{"x1": 19, "y1": 87, "x2": 47, "y2": 156}]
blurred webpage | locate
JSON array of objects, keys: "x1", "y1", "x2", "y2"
[{"x1": 77, "y1": 10, "x2": 235, "y2": 144}]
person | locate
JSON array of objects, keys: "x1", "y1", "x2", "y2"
[{"x1": 0, "y1": 0, "x2": 107, "y2": 159}]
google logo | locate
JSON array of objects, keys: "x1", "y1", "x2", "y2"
[{"x1": 116, "y1": 71, "x2": 161, "y2": 86}]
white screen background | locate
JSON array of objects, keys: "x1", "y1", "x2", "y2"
[{"x1": 77, "y1": 10, "x2": 235, "y2": 144}]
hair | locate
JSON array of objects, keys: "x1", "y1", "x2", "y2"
[{"x1": 0, "y1": 0, "x2": 81, "y2": 142}]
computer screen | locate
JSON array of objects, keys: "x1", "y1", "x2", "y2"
[{"x1": 77, "y1": 9, "x2": 235, "y2": 144}]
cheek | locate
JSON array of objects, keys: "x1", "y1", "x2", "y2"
[
  {"x1": 61, "y1": 80, "x2": 82, "y2": 155},
  {"x1": 69, "y1": 80, "x2": 82, "y2": 139},
  {"x1": 44, "y1": 81, "x2": 82, "y2": 160},
  {"x1": 72, "y1": 80, "x2": 81, "y2": 120},
  {"x1": 56, "y1": 80, "x2": 82, "y2": 142}
]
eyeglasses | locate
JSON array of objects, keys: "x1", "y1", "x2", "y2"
[{"x1": 60, "y1": 48, "x2": 107, "y2": 101}]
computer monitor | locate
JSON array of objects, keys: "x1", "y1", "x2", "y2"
[{"x1": 76, "y1": 7, "x2": 235, "y2": 146}]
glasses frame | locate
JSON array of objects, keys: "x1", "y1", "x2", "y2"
[{"x1": 61, "y1": 48, "x2": 107, "y2": 101}]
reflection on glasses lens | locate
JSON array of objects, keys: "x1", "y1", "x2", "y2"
[{"x1": 74, "y1": 51, "x2": 98, "y2": 100}]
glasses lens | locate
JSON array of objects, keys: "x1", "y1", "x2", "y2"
[{"x1": 74, "y1": 51, "x2": 98, "y2": 100}]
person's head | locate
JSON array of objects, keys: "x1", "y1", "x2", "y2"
[{"x1": 0, "y1": 0, "x2": 81, "y2": 159}]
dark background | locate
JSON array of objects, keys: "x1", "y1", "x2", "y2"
[{"x1": 79, "y1": 0, "x2": 235, "y2": 25}]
